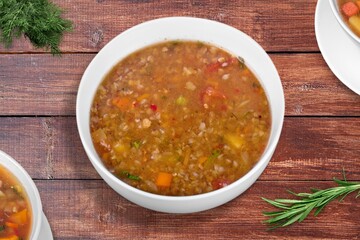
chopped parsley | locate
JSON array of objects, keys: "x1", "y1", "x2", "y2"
[{"x1": 119, "y1": 171, "x2": 141, "y2": 181}]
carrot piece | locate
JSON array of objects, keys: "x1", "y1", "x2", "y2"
[
  {"x1": 155, "y1": 172, "x2": 173, "y2": 188},
  {"x1": 8, "y1": 209, "x2": 28, "y2": 225},
  {"x1": 5, "y1": 221, "x2": 18, "y2": 229},
  {"x1": 342, "y1": 2, "x2": 359, "y2": 17},
  {"x1": 112, "y1": 97, "x2": 131, "y2": 111}
]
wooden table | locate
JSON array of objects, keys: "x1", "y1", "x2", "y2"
[{"x1": 1, "y1": 1, "x2": 360, "y2": 239}]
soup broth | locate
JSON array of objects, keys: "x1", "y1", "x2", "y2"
[
  {"x1": 90, "y1": 41, "x2": 271, "y2": 196},
  {"x1": 0, "y1": 166, "x2": 32, "y2": 240}
]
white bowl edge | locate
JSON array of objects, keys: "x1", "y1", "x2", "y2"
[
  {"x1": 329, "y1": 0, "x2": 360, "y2": 44},
  {"x1": 0, "y1": 150, "x2": 42, "y2": 239},
  {"x1": 76, "y1": 17, "x2": 285, "y2": 213}
]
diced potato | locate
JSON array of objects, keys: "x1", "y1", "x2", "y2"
[
  {"x1": 349, "y1": 15, "x2": 360, "y2": 35},
  {"x1": 113, "y1": 143, "x2": 127, "y2": 153},
  {"x1": 224, "y1": 133, "x2": 244, "y2": 149}
]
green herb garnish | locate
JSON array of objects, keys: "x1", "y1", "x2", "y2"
[
  {"x1": 204, "y1": 149, "x2": 221, "y2": 169},
  {"x1": 262, "y1": 171, "x2": 360, "y2": 229},
  {"x1": 176, "y1": 95, "x2": 187, "y2": 106},
  {"x1": 119, "y1": 171, "x2": 141, "y2": 181},
  {"x1": 0, "y1": 0, "x2": 73, "y2": 54},
  {"x1": 210, "y1": 149, "x2": 221, "y2": 159},
  {"x1": 0, "y1": 225, "x2": 4, "y2": 231},
  {"x1": 10, "y1": 185, "x2": 23, "y2": 198},
  {"x1": 131, "y1": 140, "x2": 142, "y2": 149}
]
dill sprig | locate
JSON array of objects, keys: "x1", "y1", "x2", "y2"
[
  {"x1": 0, "y1": 0, "x2": 73, "y2": 55},
  {"x1": 262, "y1": 171, "x2": 360, "y2": 229}
]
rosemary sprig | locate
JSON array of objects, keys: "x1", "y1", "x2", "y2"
[
  {"x1": 0, "y1": 0, "x2": 73, "y2": 55},
  {"x1": 262, "y1": 172, "x2": 360, "y2": 229}
]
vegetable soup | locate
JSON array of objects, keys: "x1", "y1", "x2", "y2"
[
  {"x1": 338, "y1": 0, "x2": 360, "y2": 37},
  {"x1": 90, "y1": 41, "x2": 271, "y2": 196},
  {"x1": 0, "y1": 166, "x2": 32, "y2": 240}
]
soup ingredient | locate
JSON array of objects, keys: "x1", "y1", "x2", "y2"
[
  {"x1": 341, "y1": 1, "x2": 359, "y2": 17},
  {"x1": 262, "y1": 171, "x2": 360, "y2": 229},
  {"x1": 349, "y1": 15, "x2": 360, "y2": 33},
  {"x1": 338, "y1": 0, "x2": 360, "y2": 37},
  {"x1": 0, "y1": 0, "x2": 73, "y2": 55},
  {"x1": 90, "y1": 41, "x2": 271, "y2": 196},
  {"x1": 0, "y1": 166, "x2": 31, "y2": 239},
  {"x1": 156, "y1": 172, "x2": 173, "y2": 188}
]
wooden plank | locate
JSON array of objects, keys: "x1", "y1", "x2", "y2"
[
  {"x1": 0, "y1": 117, "x2": 98, "y2": 179},
  {"x1": 272, "y1": 54, "x2": 360, "y2": 116},
  {"x1": 1, "y1": 54, "x2": 359, "y2": 116},
  {"x1": 0, "y1": 54, "x2": 94, "y2": 116},
  {"x1": 1, "y1": 117, "x2": 359, "y2": 181},
  {"x1": 0, "y1": 0, "x2": 318, "y2": 53},
  {"x1": 37, "y1": 180, "x2": 360, "y2": 239}
]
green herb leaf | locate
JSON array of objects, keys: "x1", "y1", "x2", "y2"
[
  {"x1": 0, "y1": 225, "x2": 4, "y2": 231},
  {"x1": 131, "y1": 140, "x2": 142, "y2": 149},
  {"x1": 0, "y1": 0, "x2": 73, "y2": 55},
  {"x1": 119, "y1": 171, "x2": 141, "y2": 181},
  {"x1": 175, "y1": 95, "x2": 187, "y2": 106},
  {"x1": 204, "y1": 149, "x2": 221, "y2": 169},
  {"x1": 262, "y1": 170, "x2": 360, "y2": 229},
  {"x1": 210, "y1": 149, "x2": 221, "y2": 159}
]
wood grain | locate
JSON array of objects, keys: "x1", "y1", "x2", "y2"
[
  {"x1": 1, "y1": 54, "x2": 359, "y2": 116},
  {"x1": 0, "y1": 0, "x2": 318, "y2": 53},
  {"x1": 37, "y1": 180, "x2": 360, "y2": 240},
  {"x1": 1, "y1": 1, "x2": 359, "y2": 238},
  {"x1": 1, "y1": 117, "x2": 359, "y2": 181}
]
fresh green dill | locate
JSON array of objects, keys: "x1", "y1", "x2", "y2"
[
  {"x1": 0, "y1": 0, "x2": 73, "y2": 54},
  {"x1": 262, "y1": 171, "x2": 360, "y2": 229}
]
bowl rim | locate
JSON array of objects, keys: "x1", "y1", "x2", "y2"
[
  {"x1": 329, "y1": 0, "x2": 360, "y2": 44},
  {"x1": 76, "y1": 16, "x2": 284, "y2": 208},
  {"x1": 0, "y1": 150, "x2": 42, "y2": 239}
]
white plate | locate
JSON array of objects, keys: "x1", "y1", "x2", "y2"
[
  {"x1": 315, "y1": 0, "x2": 360, "y2": 95},
  {"x1": 38, "y1": 212, "x2": 53, "y2": 240}
]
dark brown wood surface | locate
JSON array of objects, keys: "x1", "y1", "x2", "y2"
[{"x1": 1, "y1": 0, "x2": 360, "y2": 239}]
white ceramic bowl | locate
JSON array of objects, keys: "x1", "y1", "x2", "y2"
[
  {"x1": 0, "y1": 150, "x2": 42, "y2": 239},
  {"x1": 77, "y1": 17, "x2": 284, "y2": 213},
  {"x1": 330, "y1": 0, "x2": 360, "y2": 44}
]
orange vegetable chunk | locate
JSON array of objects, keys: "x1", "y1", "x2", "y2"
[
  {"x1": 5, "y1": 222, "x2": 18, "y2": 229},
  {"x1": 112, "y1": 97, "x2": 131, "y2": 111},
  {"x1": 8, "y1": 209, "x2": 28, "y2": 225},
  {"x1": 156, "y1": 172, "x2": 173, "y2": 188},
  {"x1": 342, "y1": 2, "x2": 359, "y2": 17}
]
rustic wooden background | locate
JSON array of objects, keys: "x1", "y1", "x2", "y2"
[{"x1": 1, "y1": 0, "x2": 359, "y2": 239}]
